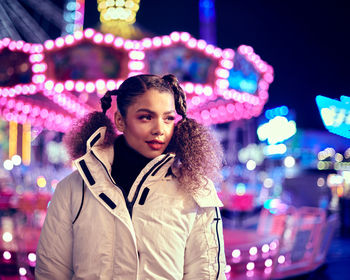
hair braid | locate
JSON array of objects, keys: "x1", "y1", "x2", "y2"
[
  {"x1": 162, "y1": 75, "x2": 223, "y2": 193},
  {"x1": 100, "y1": 89, "x2": 118, "y2": 115},
  {"x1": 162, "y1": 74, "x2": 187, "y2": 119}
]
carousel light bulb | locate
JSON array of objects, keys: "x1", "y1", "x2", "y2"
[
  {"x1": 246, "y1": 262, "x2": 255, "y2": 271},
  {"x1": 3, "y1": 251, "x2": 11, "y2": 260},
  {"x1": 3, "y1": 160, "x2": 14, "y2": 171},
  {"x1": 2, "y1": 232, "x2": 13, "y2": 242},
  {"x1": 19, "y1": 267, "x2": 27, "y2": 276},
  {"x1": 232, "y1": 249, "x2": 241, "y2": 258},
  {"x1": 11, "y1": 155, "x2": 21, "y2": 166}
]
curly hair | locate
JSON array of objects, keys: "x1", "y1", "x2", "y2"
[
  {"x1": 170, "y1": 118, "x2": 223, "y2": 193},
  {"x1": 67, "y1": 74, "x2": 223, "y2": 194},
  {"x1": 63, "y1": 111, "x2": 117, "y2": 159},
  {"x1": 161, "y1": 74, "x2": 223, "y2": 193}
]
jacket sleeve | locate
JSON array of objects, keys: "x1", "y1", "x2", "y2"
[
  {"x1": 184, "y1": 187, "x2": 227, "y2": 280},
  {"x1": 35, "y1": 175, "x2": 74, "y2": 280}
]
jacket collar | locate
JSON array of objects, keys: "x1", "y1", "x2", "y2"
[{"x1": 75, "y1": 126, "x2": 175, "y2": 187}]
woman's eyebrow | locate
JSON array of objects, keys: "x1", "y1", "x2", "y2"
[
  {"x1": 136, "y1": 108, "x2": 154, "y2": 114},
  {"x1": 136, "y1": 108, "x2": 176, "y2": 115}
]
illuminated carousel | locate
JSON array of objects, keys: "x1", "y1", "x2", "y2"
[{"x1": 0, "y1": 1, "x2": 276, "y2": 279}]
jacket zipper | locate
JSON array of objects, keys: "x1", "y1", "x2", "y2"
[
  {"x1": 129, "y1": 154, "x2": 172, "y2": 215},
  {"x1": 91, "y1": 151, "x2": 172, "y2": 217}
]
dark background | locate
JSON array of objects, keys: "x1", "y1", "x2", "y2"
[{"x1": 81, "y1": 0, "x2": 350, "y2": 130}]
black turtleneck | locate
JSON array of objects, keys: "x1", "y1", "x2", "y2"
[{"x1": 111, "y1": 135, "x2": 152, "y2": 198}]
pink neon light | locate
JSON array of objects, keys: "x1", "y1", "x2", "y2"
[
  {"x1": 23, "y1": 43, "x2": 31, "y2": 53},
  {"x1": 14, "y1": 85, "x2": 22, "y2": 94},
  {"x1": 2, "y1": 38, "x2": 10, "y2": 47},
  {"x1": 74, "y1": 31, "x2": 84, "y2": 40},
  {"x1": 152, "y1": 37, "x2": 162, "y2": 47},
  {"x1": 44, "y1": 40, "x2": 54, "y2": 50},
  {"x1": 216, "y1": 79, "x2": 229, "y2": 89},
  {"x1": 16, "y1": 41, "x2": 24, "y2": 50},
  {"x1": 85, "y1": 82, "x2": 95, "y2": 93},
  {"x1": 29, "y1": 54, "x2": 43, "y2": 63},
  {"x1": 8, "y1": 41, "x2": 16, "y2": 51},
  {"x1": 54, "y1": 83, "x2": 64, "y2": 93},
  {"x1": 32, "y1": 74, "x2": 45, "y2": 84},
  {"x1": 44, "y1": 80, "x2": 53, "y2": 90},
  {"x1": 104, "y1": 34, "x2": 114, "y2": 44},
  {"x1": 93, "y1": 33, "x2": 104, "y2": 44},
  {"x1": 106, "y1": 80, "x2": 117, "y2": 90},
  {"x1": 220, "y1": 59, "x2": 234, "y2": 69},
  {"x1": 187, "y1": 38, "x2": 197, "y2": 48},
  {"x1": 162, "y1": 36, "x2": 172, "y2": 46},
  {"x1": 55, "y1": 38, "x2": 65, "y2": 48},
  {"x1": 191, "y1": 96, "x2": 200, "y2": 106},
  {"x1": 22, "y1": 104, "x2": 31, "y2": 114},
  {"x1": 184, "y1": 83, "x2": 194, "y2": 93},
  {"x1": 84, "y1": 29, "x2": 95, "y2": 38},
  {"x1": 7, "y1": 99, "x2": 15, "y2": 109},
  {"x1": 141, "y1": 38, "x2": 152, "y2": 48},
  {"x1": 213, "y1": 48, "x2": 222, "y2": 58},
  {"x1": 180, "y1": 32, "x2": 191, "y2": 42},
  {"x1": 170, "y1": 32, "x2": 180, "y2": 42},
  {"x1": 205, "y1": 44, "x2": 215, "y2": 55},
  {"x1": 278, "y1": 255, "x2": 285, "y2": 264},
  {"x1": 75, "y1": 81, "x2": 85, "y2": 92},
  {"x1": 215, "y1": 68, "x2": 229, "y2": 79},
  {"x1": 128, "y1": 61, "x2": 144, "y2": 71},
  {"x1": 95, "y1": 79, "x2": 106, "y2": 90},
  {"x1": 194, "y1": 84, "x2": 203, "y2": 95},
  {"x1": 203, "y1": 86, "x2": 213, "y2": 96},
  {"x1": 112, "y1": 37, "x2": 123, "y2": 48},
  {"x1": 65, "y1": 35, "x2": 75, "y2": 45},
  {"x1": 222, "y1": 49, "x2": 234, "y2": 60},
  {"x1": 129, "y1": 50, "x2": 145, "y2": 60},
  {"x1": 197, "y1": 40, "x2": 207, "y2": 50},
  {"x1": 124, "y1": 40, "x2": 134, "y2": 50},
  {"x1": 64, "y1": 80, "x2": 74, "y2": 91}
]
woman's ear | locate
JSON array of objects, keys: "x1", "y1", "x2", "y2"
[{"x1": 114, "y1": 111, "x2": 125, "y2": 132}]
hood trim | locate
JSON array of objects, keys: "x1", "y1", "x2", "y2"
[{"x1": 86, "y1": 127, "x2": 107, "y2": 151}]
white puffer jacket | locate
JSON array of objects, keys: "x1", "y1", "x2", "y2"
[{"x1": 35, "y1": 127, "x2": 226, "y2": 280}]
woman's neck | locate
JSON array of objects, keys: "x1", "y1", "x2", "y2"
[{"x1": 111, "y1": 135, "x2": 152, "y2": 197}]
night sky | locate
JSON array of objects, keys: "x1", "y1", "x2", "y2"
[{"x1": 83, "y1": 0, "x2": 350, "y2": 130}]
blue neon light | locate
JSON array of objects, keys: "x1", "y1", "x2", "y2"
[
  {"x1": 265, "y1": 105, "x2": 289, "y2": 120},
  {"x1": 228, "y1": 69, "x2": 258, "y2": 93},
  {"x1": 316, "y1": 95, "x2": 350, "y2": 139},
  {"x1": 228, "y1": 52, "x2": 259, "y2": 94}
]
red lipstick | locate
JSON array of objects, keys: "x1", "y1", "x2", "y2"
[{"x1": 146, "y1": 140, "x2": 164, "y2": 150}]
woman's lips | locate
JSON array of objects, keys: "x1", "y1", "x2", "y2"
[{"x1": 146, "y1": 140, "x2": 164, "y2": 150}]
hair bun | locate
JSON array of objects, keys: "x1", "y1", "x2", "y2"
[
  {"x1": 162, "y1": 74, "x2": 178, "y2": 86},
  {"x1": 100, "y1": 89, "x2": 119, "y2": 114}
]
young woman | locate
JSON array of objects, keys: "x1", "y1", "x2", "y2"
[{"x1": 35, "y1": 74, "x2": 226, "y2": 279}]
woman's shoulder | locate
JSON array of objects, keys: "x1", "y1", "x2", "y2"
[
  {"x1": 55, "y1": 170, "x2": 82, "y2": 194},
  {"x1": 191, "y1": 179, "x2": 223, "y2": 208}
]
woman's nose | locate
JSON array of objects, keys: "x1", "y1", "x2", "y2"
[{"x1": 151, "y1": 119, "x2": 164, "y2": 135}]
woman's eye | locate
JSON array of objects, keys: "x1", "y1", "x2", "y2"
[
  {"x1": 166, "y1": 116, "x2": 175, "y2": 121},
  {"x1": 139, "y1": 115, "x2": 152, "y2": 120}
]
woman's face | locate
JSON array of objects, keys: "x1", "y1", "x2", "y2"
[{"x1": 115, "y1": 89, "x2": 176, "y2": 159}]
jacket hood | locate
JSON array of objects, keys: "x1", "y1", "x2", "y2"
[{"x1": 63, "y1": 111, "x2": 117, "y2": 160}]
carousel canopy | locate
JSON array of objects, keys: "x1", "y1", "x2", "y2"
[{"x1": 0, "y1": 30, "x2": 274, "y2": 132}]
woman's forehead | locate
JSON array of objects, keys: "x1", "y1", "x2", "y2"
[{"x1": 129, "y1": 89, "x2": 175, "y2": 110}]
